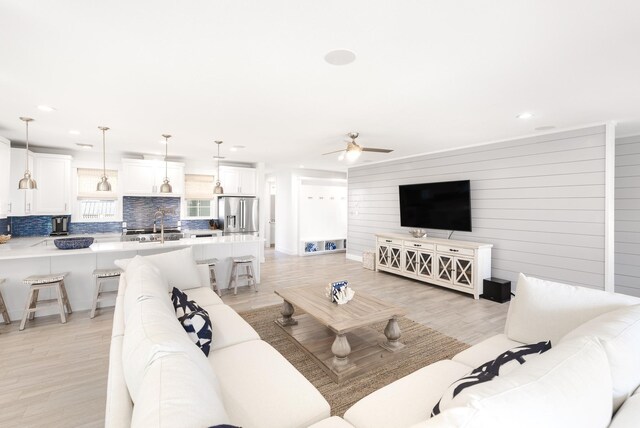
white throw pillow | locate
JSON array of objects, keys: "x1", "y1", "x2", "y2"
[
  {"x1": 122, "y1": 256, "x2": 171, "y2": 320},
  {"x1": 122, "y1": 294, "x2": 220, "y2": 402},
  {"x1": 561, "y1": 304, "x2": 640, "y2": 412},
  {"x1": 437, "y1": 336, "x2": 612, "y2": 428},
  {"x1": 131, "y1": 353, "x2": 230, "y2": 428},
  {"x1": 505, "y1": 273, "x2": 639, "y2": 345},
  {"x1": 115, "y1": 246, "x2": 202, "y2": 290}
]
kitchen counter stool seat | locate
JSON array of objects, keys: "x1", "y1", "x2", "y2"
[
  {"x1": 229, "y1": 255, "x2": 257, "y2": 295},
  {"x1": 0, "y1": 278, "x2": 10, "y2": 325},
  {"x1": 20, "y1": 272, "x2": 71, "y2": 331},
  {"x1": 91, "y1": 268, "x2": 123, "y2": 318},
  {"x1": 197, "y1": 258, "x2": 221, "y2": 296}
]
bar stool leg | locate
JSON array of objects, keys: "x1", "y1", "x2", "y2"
[
  {"x1": 0, "y1": 292, "x2": 10, "y2": 325},
  {"x1": 28, "y1": 289, "x2": 39, "y2": 320},
  {"x1": 20, "y1": 287, "x2": 35, "y2": 331},
  {"x1": 90, "y1": 277, "x2": 102, "y2": 319},
  {"x1": 234, "y1": 264, "x2": 240, "y2": 295},
  {"x1": 247, "y1": 263, "x2": 257, "y2": 292},
  {"x1": 60, "y1": 280, "x2": 72, "y2": 314},
  {"x1": 209, "y1": 266, "x2": 221, "y2": 297},
  {"x1": 55, "y1": 282, "x2": 67, "y2": 324}
]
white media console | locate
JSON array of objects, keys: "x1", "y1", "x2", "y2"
[{"x1": 375, "y1": 233, "x2": 492, "y2": 299}]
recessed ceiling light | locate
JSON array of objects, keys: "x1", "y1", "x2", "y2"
[
  {"x1": 535, "y1": 125, "x2": 556, "y2": 131},
  {"x1": 324, "y1": 49, "x2": 356, "y2": 66},
  {"x1": 516, "y1": 112, "x2": 534, "y2": 119},
  {"x1": 75, "y1": 143, "x2": 93, "y2": 150},
  {"x1": 230, "y1": 145, "x2": 246, "y2": 152},
  {"x1": 69, "y1": 130, "x2": 81, "y2": 135},
  {"x1": 37, "y1": 105, "x2": 56, "y2": 112},
  {"x1": 299, "y1": 165, "x2": 305, "y2": 168}
]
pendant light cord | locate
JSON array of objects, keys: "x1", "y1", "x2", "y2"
[
  {"x1": 102, "y1": 128, "x2": 106, "y2": 178},
  {"x1": 25, "y1": 120, "x2": 29, "y2": 173},
  {"x1": 165, "y1": 136, "x2": 168, "y2": 179}
]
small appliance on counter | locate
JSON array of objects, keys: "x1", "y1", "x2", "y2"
[{"x1": 50, "y1": 215, "x2": 70, "y2": 236}]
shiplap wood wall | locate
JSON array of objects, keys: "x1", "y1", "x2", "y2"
[
  {"x1": 348, "y1": 125, "x2": 608, "y2": 290},
  {"x1": 615, "y1": 135, "x2": 640, "y2": 297}
]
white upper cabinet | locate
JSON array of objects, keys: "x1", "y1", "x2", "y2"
[
  {"x1": 122, "y1": 159, "x2": 184, "y2": 196},
  {"x1": 218, "y1": 166, "x2": 256, "y2": 195},
  {"x1": 33, "y1": 154, "x2": 72, "y2": 215},
  {"x1": 0, "y1": 139, "x2": 10, "y2": 219}
]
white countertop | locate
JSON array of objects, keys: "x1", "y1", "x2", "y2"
[{"x1": 0, "y1": 234, "x2": 262, "y2": 260}]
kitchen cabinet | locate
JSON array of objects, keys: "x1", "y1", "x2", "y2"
[
  {"x1": 0, "y1": 139, "x2": 10, "y2": 218},
  {"x1": 9, "y1": 148, "x2": 35, "y2": 216},
  {"x1": 122, "y1": 159, "x2": 184, "y2": 196},
  {"x1": 376, "y1": 233, "x2": 492, "y2": 299},
  {"x1": 33, "y1": 154, "x2": 72, "y2": 215},
  {"x1": 218, "y1": 166, "x2": 256, "y2": 195}
]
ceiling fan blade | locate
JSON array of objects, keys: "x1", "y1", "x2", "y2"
[
  {"x1": 362, "y1": 147, "x2": 394, "y2": 153},
  {"x1": 322, "y1": 149, "x2": 346, "y2": 155}
]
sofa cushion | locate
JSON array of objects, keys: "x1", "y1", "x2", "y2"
[
  {"x1": 343, "y1": 360, "x2": 471, "y2": 428},
  {"x1": 452, "y1": 334, "x2": 522, "y2": 368},
  {"x1": 432, "y1": 340, "x2": 551, "y2": 416},
  {"x1": 609, "y1": 388, "x2": 640, "y2": 428},
  {"x1": 307, "y1": 416, "x2": 356, "y2": 428},
  {"x1": 561, "y1": 304, "x2": 640, "y2": 412},
  {"x1": 210, "y1": 339, "x2": 330, "y2": 428},
  {"x1": 116, "y1": 247, "x2": 202, "y2": 290},
  {"x1": 131, "y1": 353, "x2": 230, "y2": 428},
  {"x1": 122, "y1": 295, "x2": 219, "y2": 402},
  {"x1": 505, "y1": 273, "x2": 639, "y2": 345},
  {"x1": 203, "y1": 304, "x2": 260, "y2": 352},
  {"x1": 184, "y1": 285, "x2": 224, "y2": 307},
  {"x1": 105, "y1": 335, "x2": 133, "y2": 428},
  {"x1": 122, "y1": 256, "x2": 172, "y2": 321},
  {"x1": 180, "y1": 307, "x2": 213, "y2": 356},
  {"x1": 437, "y1": 336, "x2": 612, "y2": 428}
]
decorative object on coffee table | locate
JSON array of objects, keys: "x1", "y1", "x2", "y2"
[
  {"x1": 274, "y1": 285, "x2": 407, "y2": 383},
  {"x1": 326, "y1": 280, "x2": 355, "y2": 305}
]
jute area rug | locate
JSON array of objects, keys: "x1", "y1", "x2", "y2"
[{"x1": 239, "y1": 305, "x2": 470, "y2": 416}]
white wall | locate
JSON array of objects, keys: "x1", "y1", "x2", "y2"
[
  {"x1": 615, "y1": 135, "x2": 640, "y2": 297},
  {"x1": 348, "y1": 125, "x2": 611, "y2": 291}
]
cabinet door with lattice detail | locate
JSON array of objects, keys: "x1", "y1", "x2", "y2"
[
  {"x1": 417, "y1": 251, "x2": 434, "y2": 279},
  {"x1": 437, "y1": 254, "x2": 454, "y2": 283},
  {"x1": 388, "y1": 246, "x2": 402, "y2": 270},
  {"x1": 453, "y1": 257, "x2": 474, "y2": 288},
  {"x1": 378, "y1": 245, "x2": 391, "y2": 268},
  {"x1": 403, "y1": 249, "x2": 418, "y2": 275}
]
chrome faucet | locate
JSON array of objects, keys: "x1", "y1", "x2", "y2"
[{"x1": 154, "y1": 209, "x2": 167, "y2": 244}]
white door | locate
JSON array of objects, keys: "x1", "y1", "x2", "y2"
[
  {"x1": 34, "y1": 155, "x2": 71, "y2": 214},
  {"x1": 122, "y1": 161, "x2": 157, "y2": 194},
  {"x1": 0, "y1": 141, "x2": 10, "y2": 218},
  {"x1": 165, "y1": 163, "x2": 185, "y2": 195},
  {"x1": 238, "y1": 168, "x2": 256, "y2": 195},
  {"x1": 219, "y1": 167, "x2": 240, "y2": 194}
]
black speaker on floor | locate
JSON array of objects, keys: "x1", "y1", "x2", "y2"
[{"x1": 482, "y1": 277, "x2": 511, "y2": 303}]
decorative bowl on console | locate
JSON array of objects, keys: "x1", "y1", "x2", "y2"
[
  {"x1": 409, "y1": 229, "x2": 427, "y2": 238},
  {"x1": 54, "y1": 237, "x2": 95, "y2": 250}
]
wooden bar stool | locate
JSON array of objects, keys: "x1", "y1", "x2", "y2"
[
  {"x1": 0, "y1": 278, "x2": 11, "y2": 325},
  {"x1": 197, "y1": 258, "x2": 221, "y2": 296},
  {"x1": 91, "y1": 268, "x2": 123, "y2": 318},
  {"x1": 20, "y1": 272, "x2": 71, "y2": 331},
  {"x1": 229, "y1": 255, "x2": 257, "y2": 295}
]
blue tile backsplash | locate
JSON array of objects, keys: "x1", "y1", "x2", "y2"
[
  {"x1": 123, "y1": 196, "x2": 181, "y2": 229},
  {"x1": 69, "y1": 222, "x2": 123, "y2": 234},
  {"x1": 0, "y1": 218, "x2": 9, "y2": 235},
  {"x1": 7, "y1": 196, "x2": 216, "y2": 237}
]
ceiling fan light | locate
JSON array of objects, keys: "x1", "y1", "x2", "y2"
[{"x1": 345, "y1": 150, "x2": 361, "y2": 162}]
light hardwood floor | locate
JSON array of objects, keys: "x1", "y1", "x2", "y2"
[{"x1": 0, "y1": 249, "x2": 509, "y2": 427}]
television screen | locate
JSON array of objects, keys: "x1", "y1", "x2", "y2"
[{"x1": 398, "y1": 180, "x2": 472, "y2": 232}]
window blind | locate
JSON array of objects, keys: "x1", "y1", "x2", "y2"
[
  {"x1": 77, "y1": 168, "x2": 118, "y2": 199},
  {"x1": 185, "y1": 174, "x2": 214, "y2": 200}
]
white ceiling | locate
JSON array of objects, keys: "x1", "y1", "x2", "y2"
[{"x1": 1, "y1": 1, "x2": 639, "y2": 172}]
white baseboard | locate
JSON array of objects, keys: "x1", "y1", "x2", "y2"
[
  {"x1": 275, "y1": 246, "x2": 298, "y2": 256},
  {"x1": 346, "y1": 252, "x2": 363, "y2": 263}
]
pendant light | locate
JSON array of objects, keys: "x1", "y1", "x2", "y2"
[
  {"x1": 159, "y1": 134, "x2": 172, "y2": 193},
  {"x1": 18, "y1": 117, "x2": 37, "y2": 190},
  {"x1": 213, "y1": 140, "x2": 224, "y2": 194},
  {"x1": 97, "y1": 126, "x2": 112, "y2": 191}
]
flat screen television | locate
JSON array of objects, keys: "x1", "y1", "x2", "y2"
[{"x1": 398, "y1": 180, "x2": 472, "y2": 232}]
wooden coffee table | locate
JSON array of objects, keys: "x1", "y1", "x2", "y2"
[{"x1": 274, "y1": 285, "x2": 407, "y2": 382}]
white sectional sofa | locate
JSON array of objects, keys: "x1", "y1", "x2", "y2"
[
  {"x1": 312, "y1": 274, "x2": 640, "y2": 428},
  {"x1": 105, "y1": 248, "x2": 331, "y2": 428}
]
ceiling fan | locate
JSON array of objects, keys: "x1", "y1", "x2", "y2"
[{"x1": 323, "y1": 132, "x2": 394, "y2": 162}]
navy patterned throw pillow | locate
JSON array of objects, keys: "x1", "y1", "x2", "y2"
[
  {"x1": 431, "y1": 340, "x2": 552, "y2": 416},
  {"x1": 171, "y1": 287, "x2": 213, "y2": 356}
]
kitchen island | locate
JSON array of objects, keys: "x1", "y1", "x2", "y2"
[{"x1": 0, "y1": 234, "x2": 262, "y2": 321}]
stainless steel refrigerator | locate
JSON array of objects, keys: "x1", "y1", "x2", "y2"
[{"x1": 218, "y1": 196, "x2": 259, "y2": 235}]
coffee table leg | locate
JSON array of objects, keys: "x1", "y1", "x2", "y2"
[
  {"x1": 277, "y1": 300, "x2": 298, "y2": 327},
  {"x1": 331, "y1": 333, "x2": 352, "y2": 370},
  {"x1": 382, "y1": 317, "x2": 405, "y2": 352}
]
